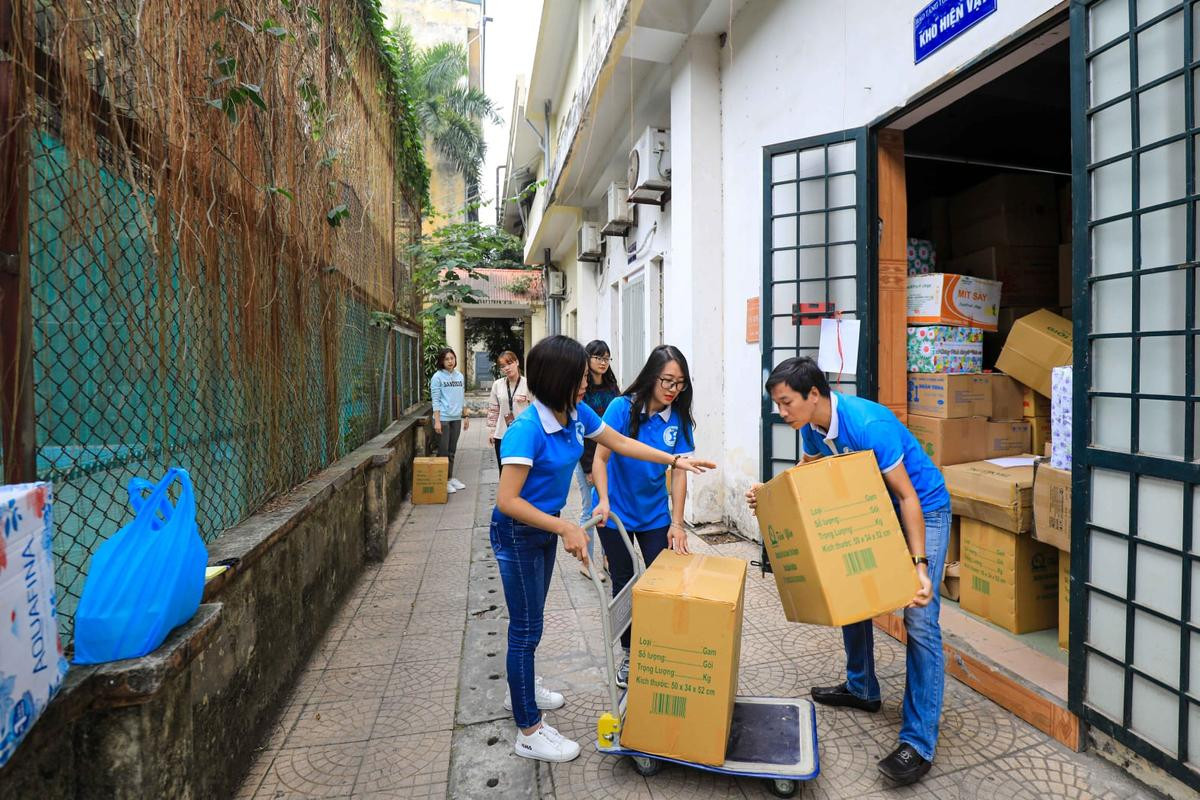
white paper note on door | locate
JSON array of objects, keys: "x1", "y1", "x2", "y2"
[{"x1": 817, "y1": 318, "x2": 860, "y2": 376}]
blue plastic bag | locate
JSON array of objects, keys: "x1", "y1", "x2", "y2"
[{"x1": 73, "y1": 468, "x2": 207, "y2": 664}]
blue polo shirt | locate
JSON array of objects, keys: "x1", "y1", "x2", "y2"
[
  {"x1": 800, "y1": 392, "x2": 950, "y2": 512},
  {"x1": 498, "y1": 399, "x2": 607, "y2": 515},
  {"x1": 592, "y1": 396, "x2": 694, "y2": 531}
]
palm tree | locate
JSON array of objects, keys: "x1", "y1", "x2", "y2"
[{"x1": 393, "y1": 25, "x2": 500, "y2": 187}]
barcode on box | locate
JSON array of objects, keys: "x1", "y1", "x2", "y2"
[
  {"x1": 972, "y1": 575, "x2": 990, "y2": 595},
  {"x1": 421, "y1": 486, "x2": 433, "y2": 494},
  {"x1": 649, "y1": 692, "x2": 687, "y2": 718},
  {"x1": 842, "y1": 548, "x2": 878, "y2": 577}
]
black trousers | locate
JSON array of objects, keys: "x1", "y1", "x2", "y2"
[{"x1": 437, "y1": 420, "x2": 462, "y2": 478}]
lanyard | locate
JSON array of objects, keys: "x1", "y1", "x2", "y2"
[{"x1": 506, "y1": 378, "x2": 518, "y2": 414}]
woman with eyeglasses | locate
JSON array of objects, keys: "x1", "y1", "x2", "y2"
[
  {"x1": 574, "y1": 340, "x2": 621, "y2": 579},
  {"x1": 590, "y1": 344, "x2": 698, "y2": 687}
]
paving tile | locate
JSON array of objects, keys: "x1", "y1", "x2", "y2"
[
  {"x1": 396, "y1": 630, "x2": 465, "y2": 664},
  {"x1": 326, "y1": 636, "x2": 405, "y2": 670},
  {"x1": 351, "y1": 731, "x2": 452, "y2": 796},
  {"x1": 253, "y1": 741, "x2": 365, "y2": 798},
  {"x1": 340, "y1": 612, "x2": 409, "y2": 642},
  {"x1": 405, "y1": 609, "x2": 467, "y2": 635},
  {"x1": 301, "y1": 664, "x2": 394, "y2": 705},
  {"x1": 283, "y1": 698, "x2": 382, "y2": 747}
]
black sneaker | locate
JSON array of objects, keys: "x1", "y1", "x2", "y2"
[
  {"x1": 616, "y1": 651, "x2": 630, "y2": 688},
  {"x1": 810, "y1": 682, "x2": 882, "y2": 712},
  {"x1": 877, "y1": 743, "x2": 931, "y2": 785}
]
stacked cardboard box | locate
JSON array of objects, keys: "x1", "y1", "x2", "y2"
[{"x1": 1033, "y1": 460, "x2": 1072, "y2": 649}]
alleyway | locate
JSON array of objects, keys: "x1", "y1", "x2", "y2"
[{"x1": 236, "y1": 425, "x2": 1162, "y2": 799}]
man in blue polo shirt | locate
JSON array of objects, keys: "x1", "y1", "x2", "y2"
[{"x1": 746, "y1": 356, "x2": 950, "y2": 786}]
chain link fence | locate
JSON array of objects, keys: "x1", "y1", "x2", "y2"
[{"x1": 1, "y1": 1, "x2": 425, "y2": 644}]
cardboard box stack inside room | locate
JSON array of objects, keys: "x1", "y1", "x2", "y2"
[
  {"x1": 907, "y1": 325, "x2": 984, "y2": 374},
  {"x1": 622, "y1": 551, "x2": 746, "y2": 767},
  {"x1": 754, "y1": 452, "x2": 919, "y2": 627}
]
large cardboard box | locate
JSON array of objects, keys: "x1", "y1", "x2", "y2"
[
  {"x1": 412, "y1": 457, "x2": 449, "y2": 504},
  {"x1": 907, "y1": 326, "x2": 984, "y2": 374},
  {"x1": 754, "y1": 452, "x2": 920, "y2": 627},
  {"x1": 985, "y1": 420, "x2": 1032, "y2": 459},
  {"x1": 947, "y1": 245, "x2": 1059, "y2": 307},
  {"x1": 944, "y1": 458, "x2": 1036, "y2": 533},
  {"x1": 907, "y1": 373, "x2": 991, "y2": 418},
  {"x1": 907, "y1": 274, "x2": 1002, "y2": 332},
  {"x1": 0, "y1": 483, "x2": 69, "y2": 768},
  {"x1": 1021, "y1": 383, "x2": 1052, "y2": 418},
  {"x1": 950, "y1": 174, "x2": 1059, "y2": 254},
  {"x1": 1033, "y1": 462, "x2": 1072, "y2": 552},
  {"x1": 983, "y1": 306, "x2": 1042, "y2": 365},
  {"x1": 995, "y1": 310, "x2": 1073, "y2": 398},
  {"x1": 1058, "y1": 556, "x2": 1070, "y2": 650},
  {"x1": 986, "y1": 374, "x2": 1022, "y2": 420},
  {"x1": 960, "y1": 518, "x2": 1059, "y2": 634},
  {"x1": 908, "y1": 415, "x2": 988, "y2": 468},
  {"x1": 622, "y1": 551, "x2": 746, "y2": 766}
]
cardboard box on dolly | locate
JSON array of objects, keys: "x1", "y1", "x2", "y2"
[
  {"x1": 754, "y1": 451, "x2": 920, "y2": 627},
  {"x1": 621, "y1": 551, "x2": 747, "y2": 767}
]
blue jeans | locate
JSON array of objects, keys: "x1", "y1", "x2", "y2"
[
  {"x1": 841, "y1": 506, "x2": 950, "y2": 762},
  {"x1": 490, "y1": 512, "x2": 558, "y2": 729},
  {"x1": 597, "y1": 525, "x2": 669, "y2": 649},
  {"x1": 573, "y1": 464, "x2": 596, "y2": 561}
]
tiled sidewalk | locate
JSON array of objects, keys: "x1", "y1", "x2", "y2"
[{"x1": 238, "y1": 424, "x2": 1164, "y2": 799}]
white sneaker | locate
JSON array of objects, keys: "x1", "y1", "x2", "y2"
[
  {"x1": 514, "y1": 723, "x2": 580, "y2": 762},
  {"x1": 450, "y1": 478, "x2": 467, "y2": 491},
  {"x1": 504, "y1": 676, "x2": 565, "y2": 711},
  {"x1": 446, "y1": 481, "x2": 457, "y2": 494}
]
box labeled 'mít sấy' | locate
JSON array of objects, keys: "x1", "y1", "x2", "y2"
[
  {"x1": 1033, "y1": 462, "x2": 1071, "y2": 552},
  {"x1": 906, "y1": 274, "x2": 1002, "y2": 332},
  {"x1": 985, "y1": 420, "x2": 1032, "y2": 459},
  {"x1": 959, "y1": 518, "x2": 1059, "y2": 634},
  {"x1": 944, "y1": 458, "x2": 1036, "y2": 533},
  {"x1": 994, "y1": 310, "x2": 1073, "y2": 398},
  {"x1": 621, "y1": 551, "x2": 746, "y2": 767},
  {"x1": 907, "y1": 326, "x2": 984, "y2": 374},
  {"x1": 754, "y1": 452, "x2": 920, "y2": 627},
  {"x1": 907, "y1": 373, "x2": 991, "y2": 418},
  {"x1": 412, "y1": 457, "x2": 449, "y2": 504},
  {"x1": 907, "y1": 415, "x2": 988, "y2": 468}
]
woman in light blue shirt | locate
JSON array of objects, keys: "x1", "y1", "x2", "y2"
[
  {"x1": 430, "y1": 347, "x2": 469, "y2": 494},
  {"x1": 493, "y1": 336, "x2": 714, "y2": 764}
]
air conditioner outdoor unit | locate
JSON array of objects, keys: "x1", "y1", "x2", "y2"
[
  {"x1": 577, "y1": 222, "x2": 603, "y2": 263},
  {"x1": 627, "y1": 127, "x2": 670, "y2": 204},
  {"x1": 547, "y1": 269, "x2": 567, "y2": 297},
  {"x1": 601, "y1": 182, "x2": 633, "y2": 236}
]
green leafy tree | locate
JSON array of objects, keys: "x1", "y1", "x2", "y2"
[
  {"x1": 391, "y1": 23, "x2": 501, "y2": 186},
  {"x1": 465, "y1": 318, "x2": 524, "y2": 378}
]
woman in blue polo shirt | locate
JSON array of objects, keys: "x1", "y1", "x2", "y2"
[
  {"x1": 494, "y1": 335, "x2": 714, "y2": 764},
  {"x1": 746, "y1": 356, "x2": 949, "y2": 787},
  {"x1": 590, "y1": 345, "x2": 697, "y2": 687}
]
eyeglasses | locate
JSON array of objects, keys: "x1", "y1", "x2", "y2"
[
  {"x1": 656, "y1": 376, "x2": 688, "y2": 392},
  {"x1": 590, "y1": 355, "x2": 611, "y2": 363}
]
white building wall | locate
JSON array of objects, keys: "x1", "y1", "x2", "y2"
[{"x1": 718, "y1": 0, "x2": 1063, "y2": 536}]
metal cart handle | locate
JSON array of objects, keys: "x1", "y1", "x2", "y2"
[{"x1": 580, "y1": 511, "x2": 642, "y2": 729}]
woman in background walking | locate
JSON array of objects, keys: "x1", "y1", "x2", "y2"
[
  {"x1": 431, "y1": 347, "x2": 469, "y2": 494},
  {"x1": 575, "y1": 340, "x2": 620, "y2": 579},
  {"x1": 486, "y1": 350, "x2": 531, "y2": 472}
]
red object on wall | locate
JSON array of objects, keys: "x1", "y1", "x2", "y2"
[{"x1": 791, "y1": 302, "x2": 835, "y2": 326}]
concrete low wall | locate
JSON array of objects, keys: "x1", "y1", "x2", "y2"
[{"x1": 0, "y1": 407, "x2": 430, "y2": 799}]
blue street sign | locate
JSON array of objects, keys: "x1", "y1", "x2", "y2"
[{"x1": 914, "y1": 0, "x2": 998, "y2": 64}]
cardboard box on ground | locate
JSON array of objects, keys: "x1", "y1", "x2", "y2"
[
  {"x1": 754, "y1": 452, "x2": 919, "y2": 627},
  {"x1": 987, "y1": 374, "x2": 1025, "y2": 420},
  {"x1": 622, "y1": 551, "x2": 746, "y2": 766},
  {"x1": 412, "y1": 457, "x2": 449, "y2": 504},
  {"x1": 959, "y1": 518, "x2": 1059, "y2": 634}
]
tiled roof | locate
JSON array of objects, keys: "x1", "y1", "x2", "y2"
[{"x1": 441, "y1": 268, "x2": 544, "y2": 305}]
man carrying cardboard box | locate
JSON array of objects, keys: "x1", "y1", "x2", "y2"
[{"x1": 746, "y1": 357, "x2": 950, "y2": 786}]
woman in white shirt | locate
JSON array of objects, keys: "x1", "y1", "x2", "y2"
[{"x1": 486, "y1": 350, "x2": 531, "y2": 471}]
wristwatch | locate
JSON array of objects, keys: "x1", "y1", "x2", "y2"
[{"x1": 911, "y1": 555, "x2": 929, "y2": 567}]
